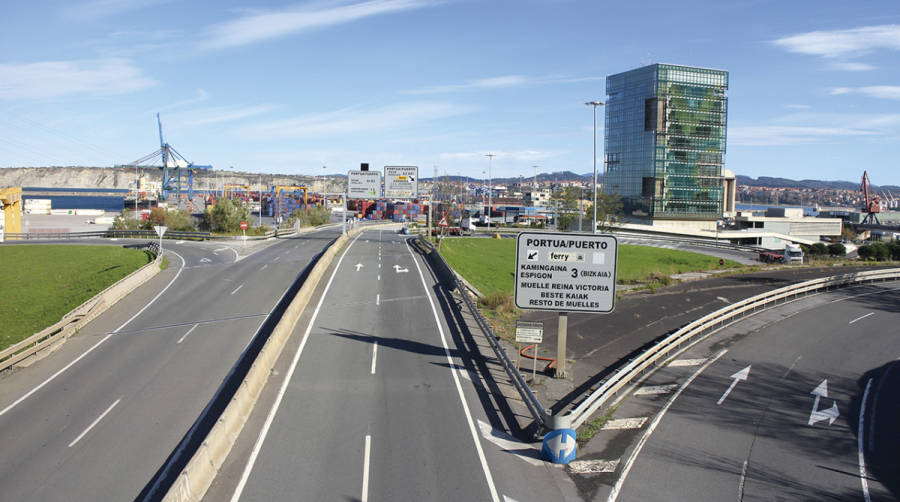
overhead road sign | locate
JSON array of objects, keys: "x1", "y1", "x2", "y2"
[
  {"x1": 348, "y1": 170, "x2": 382, "y2": 198},
  {"x1": 514, "y1": 232, "x2": 618, "y2": 313},
  {"x1": 384, "y1": 166, "x2": 418, "y2": 199}
]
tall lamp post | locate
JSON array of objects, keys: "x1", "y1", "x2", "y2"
[
  {"x1": 585, "y1": 100, "x2": 605, "y2": 234},
  {"x1": 485, "y1": 153, "x2": 495, "y2": 232}
]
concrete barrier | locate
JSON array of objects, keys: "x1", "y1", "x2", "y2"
[
  {"x1": 0, "y1": 249, "x2": 162, "y2": 372},
  {"x1": 161, "y1": 223, "x2": 396, "y2": 502}
]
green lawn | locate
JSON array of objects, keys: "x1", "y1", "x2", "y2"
[
  {"x1": 0, "y1": 245, "x2": 152, "y2": 350},
  {"x1": 439, "y1": 236, "x2": 741, "y2": 296}
]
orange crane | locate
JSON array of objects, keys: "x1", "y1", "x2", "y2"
[{"x1": 860, "y1": 170, "x2": 884, "y2": 224}]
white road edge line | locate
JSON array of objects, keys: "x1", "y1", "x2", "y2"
[
  {"x1": 406, "y1": 240, "x2": 500, "y2": 502},
  {"x1": 176, "y1": 323, "x2": 199, "y2": 344},
  {"x1": 260, "y1": 264, "x2": 268, "y2": 271},
  {"x1": 229, "y1": 231, "x2": 363, "y2": 502},
  {"x1": 376, "y1": 293, "x2": 380, "y2": 306},
  {"x1": 0, "y1": 250, "x2": 187, "y2": 418},
  {"x1": 607, "y1": 349, "x2": 728, "y2": 502},
  {"x1": 738, "y1": 460, "x2": 748, "y2": 501},
  {"x1": 371, "y1": 342, "x2": 378, "y2": 375},
  {"x1": 849, "y1": 312, "x2": 874, "y2": 325},
  {"x1": 362, "y1": 434, "x2": 372, "y2": 502},
  {"x1": 858, "y1": 378, "x2": 873, "y2": 502},
  {"x1": 68, "y1": 397, "x2": 121, "y2": 447},
  {"x1": 231, "y1": 284, "x2": 244, "y2": 295}
]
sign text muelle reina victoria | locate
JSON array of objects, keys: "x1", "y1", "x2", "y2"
[{"x1": 515, "y1": 233, "x2": 617, "y2": 312}]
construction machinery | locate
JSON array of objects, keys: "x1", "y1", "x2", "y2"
[{"x1": 860, "y1": 171, "x2": 885, "y2": 224}]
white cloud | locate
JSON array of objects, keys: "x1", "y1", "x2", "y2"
[
  {"x1": 0, "y1": 59, "x2": 157, "y2": 100},
  {"x1": 200, "y1": 0, "x2": 436, "y2": 50},
  {"x1": 772, "y1": 24, "x2": 900, "y2": 58},
  {"x1": 404, "y1": 74, "x2": 604, "y2": 94},
  {"x1": 825, "y1": 61, "x2": 876, "y2": 71},
  {"x1": 784, "y1": 104, "x2": 810, "y2": 110},
  {"x1": 729, "y1": 125, "x2": 879, "y2": 146},
  {"x1": 830, "y1": 86, "x2": 900, "y2": 100},
  {"x1": 238, "y1": 101, "x2": 474, "y2": 139},
  {"x1": 64, "y1": 0, "x2": 174, "y2": 20}
]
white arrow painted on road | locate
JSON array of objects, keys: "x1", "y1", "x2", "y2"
[
  {"x1": 355, "y1": 263, "x2": 363, "y2": 271},
  {"x1": 717, "y1": 365, "x2": 751, "y2": 405},
  {"x1": 546, "y1": 431, "x2": 575, "y2": 461},
  {"x1": 200, "y1": 257, "x2": 212, "y2": 263},
  {"x1": 808, "y1": 379, "x2": 839, "y2": 426},
  {"x1": 394, "y1": 265, "x2": 408, "y2": 273}
]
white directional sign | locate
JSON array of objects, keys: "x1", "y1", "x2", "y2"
[
  {"x1": 515, "y1": 321, "x2": 544, "y2": 344},
  {"x1": 514, "y1": 232, "x2": 617, "y2": 313},
  {"x1": 384, "y1": 166, "x2": 418, "y2": 199},
  {"x1": 348, "y1": 170, "x2": 382, "y2": 198}
]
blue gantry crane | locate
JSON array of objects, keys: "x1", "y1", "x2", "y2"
[{"x1": 120, "y1": 113, "x2": 212, "y2": 201}]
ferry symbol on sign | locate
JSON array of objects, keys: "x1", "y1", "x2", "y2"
[{"x1": 527, "y1": 250, "x2": 539, "y2": 261}]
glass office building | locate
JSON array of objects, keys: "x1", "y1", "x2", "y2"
[{"x1": 603, "y1": 64, "x2": 728, "y2": 220}]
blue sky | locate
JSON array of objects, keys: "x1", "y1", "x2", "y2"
[{"x1": 1, "y1": 0, "x2": 899, "y2": 185}]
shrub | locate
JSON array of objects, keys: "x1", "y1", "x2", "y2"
[
  {"x1": 827, "y1": 243, "x2": 846, "y2": 257},
  {"x1": 286, "y1": 205, "x2": 331, "y2": 227},
  {"x1": 204, "y1": 198, "x2": 253, "y2": 233},
  {"x1": 809, "y1": 243, "x2": 828, "y2": 256}
]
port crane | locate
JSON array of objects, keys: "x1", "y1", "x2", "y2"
[
  {"x1": 860, "y1": 170, "x2": 884, "y2": 224},
  {"x1": 119, "y1": 114, "x2": 212, "y2": 202}
]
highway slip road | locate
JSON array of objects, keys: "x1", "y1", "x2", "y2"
[
  {"x1": 595, "y1": 281, "x2": 900, "y2": 502},
  {"x1": 211, "y1": 228, "x2": 577, "y2": 502},
  {"x1": 0, "y1": 227, "x2": 340, "y2": 501}
]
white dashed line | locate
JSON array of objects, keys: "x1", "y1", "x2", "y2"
[
  {"x1": 669, "y1": 358, "x2": 707, "y2": 367},
  {"x1": 602, "y1": 417, "x2": 648, "y2": 430},
  {"x1": 231, "y1": 284, "x2": 244, "y2": 295},
  {"x1": 362, "y1": 434, "x2": 372, "y2": 502},
  {"x1": 176, "y1": 323, "x2": 199, "y2": 344},
  {"x1": 849, "y1": 312, "x2": 874, "y2": 324},
  {"x1": 68, "y1": 398, "x2": 121, "y2": 447},
  {"x1": 634, "y1": 384, "x2": 678, "y2": 396}
]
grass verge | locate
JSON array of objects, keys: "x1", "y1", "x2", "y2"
[
  {"x1": 0, "y1": 245, "x2": 152, "y2": 351},
  {"x1": 576, "y1": 404, "x2": 619, "y2": 446}
]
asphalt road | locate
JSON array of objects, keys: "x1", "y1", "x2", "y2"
[
  {"x1": 0, "y1": 228, "x2": 340, "y2": 501},
  {"x1": 213, "y1": 228, "x2": 575, "y2": 502},
  {"x1": 604, "y1": 282, "x2": 900, "y2": 502}
]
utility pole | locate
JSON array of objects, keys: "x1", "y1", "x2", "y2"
[
  {"x1": 485, "y1": 153, "x2": 495, "y2": 232},
  {"x1": 585, "y1": 100, "x2": 605, "y2": 234}
]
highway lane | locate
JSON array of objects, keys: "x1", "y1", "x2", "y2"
[
  {"x1": 224, "y1": 228, "x2": 571, "y2": 502},
  {"x1": 0, "y1": 227, "x2": 341, "y2": 501},
  {"x1": 606, "y1": 282, "x2": 900, "y2": 502}
]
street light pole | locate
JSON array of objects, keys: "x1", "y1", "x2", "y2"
[
  {"x1": 485, "y1": 153, "x2": 495, "y2": 232},
  {"x1": 585, "y1": 101, "x2": 605, "y2": 234}
]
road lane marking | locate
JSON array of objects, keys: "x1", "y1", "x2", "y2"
[
  {"x1": 569, "y1": 459, "x2": 620, "y2": 474},
  {"x1": 858, "y1": 378, "x2": 873, "y2": 502},
  {"x1": 717, "y1": 365, "x2": 751, "y2": 405},
  {"x1": 0, "y1": 251, "x2": 186, "y2": 418},
  {"x1": 477, "y1": 419, "x2": 542, "y2": 467},
  {"x1": 376, "y1": 294, "x2": 380, "y2": 306},
  {"x1": 231, "y1": 284, "x2": 244, "y2": 295},
  {"x1": 260, "y1": 264, "x2": 268, "y2": 271},
  {"x1": 602, "y1": 418, "x2": 648, "y2": 430},
  {"x1": 371, "y1": 342, "x2": 378, "y2": 375},
  {"x1": 608, "y1": 349, "x2": 728, "y2": 502},
  {"x1": 176, "y1": 324, "x2": 199, "y2": 344},
  {"x1": 273, "y1": 256, "x2": 280, "y2": 262},
  {"x1": 669, "y1": 358, "x2": 706, "y2": 367},
  {"x1": 738, "y1": 460, "x2": 748, "y2": 501},
  {"x1": 175, "y1": 240, "x2": 185, "y2": 244},
  {"x1": 782, "y1": 355, "x2": 802, "y2": 378},
  {"x1": 406, "y1": 240, "x2": 500, "y2": 502},
  {"x1": 377, "y1": 275, "x2": 380, "y2": 281},
  {"x1": 229, "y1": 231, "x2": 363, "y2": 502},
  {"x1": 716, "y1": 296, "x2": 730, "y2": 304},
  {"x1": 68, "y1": 398, "x2": 121, "y2": 447},
  {"x1": 849, "y1": 312, "x2": 874, "y2": 324},
  {"x1": 634, "y1": 384, "x2": 678, "y2": 396},
  {"x1": 362, "y1": 434, "x2": 372, "y2": 502}
]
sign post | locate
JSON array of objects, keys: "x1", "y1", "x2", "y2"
[
  {"x1": 516, "y1": 320, "x2": 543, "y2": 382},
  {"x1": 384, "y1": 166, "x2": 418, "y2": 199},
  {"x1": 154, "y1": 225, "x2": 167, "y2": 256},
  {"x1": 514, "y1": 232, "x2": 617, "y2": 378},
  {"x1": 240, "y1": 221, "x2": 248, "y2": 245}
]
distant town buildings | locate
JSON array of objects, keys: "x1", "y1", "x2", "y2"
[{"x1": 603, "y1": 63, "x2": 729, "y2": 224}]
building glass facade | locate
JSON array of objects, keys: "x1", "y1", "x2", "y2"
[{"x1": 603, "y1": 64, "x2": 728, "y2": 220}]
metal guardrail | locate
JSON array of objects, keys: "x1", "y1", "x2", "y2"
[
  {"x1": 415, "y1": 235, "x2": 550, "y2": 429},
  {"x1": 563, "y1": 267, "x2": 900, "y2": 429}
]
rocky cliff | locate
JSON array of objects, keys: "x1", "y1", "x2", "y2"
[{"x1": 0, "y1": 167, "x2": 341, "y2": 191}]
